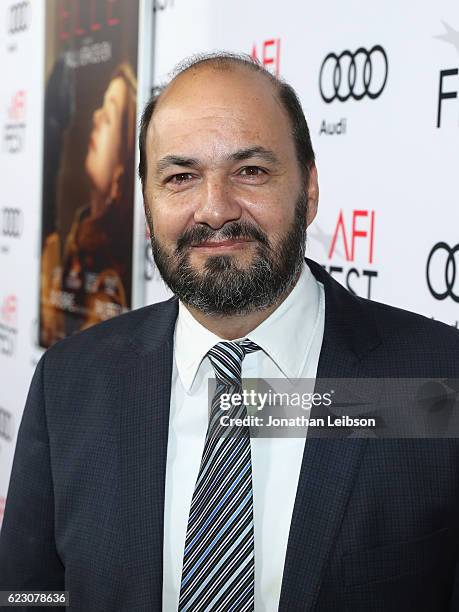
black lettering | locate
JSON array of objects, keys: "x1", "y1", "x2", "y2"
[
  {"x1": 346, "y1": 267, "x2": 359, "y2": 295},
  {"x1": 361, "y1": 269, "x2": 378, "y2": 299},
  {"x1": 437, "y1": 69, "x2": 458, "y2": 128}
]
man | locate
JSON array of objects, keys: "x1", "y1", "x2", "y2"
[{"x1": 1, "y1": 52, "x2": 459, "y2": 612}]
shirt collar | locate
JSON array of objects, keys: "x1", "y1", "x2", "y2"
[{"x1": 174, "y1": 261, "x2": 322, "y2": 392}]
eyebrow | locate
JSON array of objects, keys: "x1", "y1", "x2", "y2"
[{"x1": 155, "y1": 146, "x2": 280, "y2": 175}]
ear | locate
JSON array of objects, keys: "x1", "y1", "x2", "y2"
[{"x1": 305, "y1": 163, "x2": 319, "y2": 227}]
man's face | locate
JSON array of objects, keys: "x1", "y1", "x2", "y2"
[{"x1": 143, "y1": 65, "x2": 318, "y2": 315}]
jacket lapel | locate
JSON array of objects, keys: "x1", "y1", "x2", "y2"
[
  {"x1": 119, "y1": 297, "x2": 178, "y2": 609},
  {"x1": 278, "y1": 258, "x2": 382, "y2": 611}
]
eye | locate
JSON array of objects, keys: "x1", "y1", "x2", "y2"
[
  {"x1": 167, "y1": 172, "x2": 194, "y2": 185},
  {"x1": 238, "y1": 166, "x2": 267, "y2": 177}
]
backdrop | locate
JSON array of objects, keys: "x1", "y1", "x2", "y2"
[{"x1": 0, "y1": 0, "x2": 458, "y2": 526}]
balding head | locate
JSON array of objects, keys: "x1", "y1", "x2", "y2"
[
  {"x1": 139, "y1": 51, "x2": 319, "y2": 319},
  {"x1": 138, "y1": 52, "x2": 315, "y2": 194}
]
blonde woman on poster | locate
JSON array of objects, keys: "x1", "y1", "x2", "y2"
[{"x1": 40, "y1": 62, "x2": 137, "y2": 346}]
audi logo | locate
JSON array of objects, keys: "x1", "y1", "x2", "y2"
[
  {"x1": 1, "y1": 207, "x2": 23, "y2": 238},
  {"x1": 426, "y1": 242, "x2": 459, "y2": 303},
  {"x1": 319, "y1": 45, "x2": 389, "y2": 103},
  {"x1": 7, "y1": 2, "x2": 29, "y2": 35}
]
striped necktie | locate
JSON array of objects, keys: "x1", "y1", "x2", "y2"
[{"x1": 178, "y1": 338, "x2": 261, "y2": 612}]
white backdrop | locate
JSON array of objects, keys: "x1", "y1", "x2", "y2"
[{"x1": 1, "y1": 0, "x2": 458, "y2": 527}]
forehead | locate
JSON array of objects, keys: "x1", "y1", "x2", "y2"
[{"x1": 147, "y1": 66, "x2": 295, "y2": 160}]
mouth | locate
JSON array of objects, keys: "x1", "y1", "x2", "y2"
[{"x1": 191, "y1": 238, "x2": 254, "y2": 251}]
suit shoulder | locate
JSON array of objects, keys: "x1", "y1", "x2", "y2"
[
  {"x1": 43, "y1": 296, "x2": 177, "y2": 366},
  {"x1": 360, "y1": 295, "x2": 459, "y2": 348}
]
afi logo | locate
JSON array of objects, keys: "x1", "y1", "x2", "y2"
[
  {"x1": 437, "y1": 70, "x2": 458, "y2": 127},
  {"x1": 321, "y1": 210, "x2": 378, "y2": 299},
  {"x1": 328, "y1": 210, "x2": 376, "y2": 264},
  {"x1": 251, "y1": 39, "x2": 281, "y2": 76},
  {"x1": 1, "y1": 295, "x2": 17, "y2": 326},
  {"x1": 435, "y1": 21, "x2": 459, "y2": 127},
  {"x1": 8, "y1": 90, "x2": 26, "y2": 121}
]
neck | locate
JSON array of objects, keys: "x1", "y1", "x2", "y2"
[
  {"x1": 89, "y1": 188, "x2": 108, "y2": 217},
  {"x1": 184, "y1": 268, "x2": 302, "y2": 340}
]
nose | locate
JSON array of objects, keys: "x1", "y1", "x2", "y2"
[
  {"x1": 193, "y1": 176, "x2": 242, "y2": 229},
  {"x1": 93, "y1": 107, "x2": 103, "y2": 129}
]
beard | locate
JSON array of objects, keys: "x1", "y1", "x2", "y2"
[{"x1": 148, "y1": 190, "x2": 308, "y2": 316}]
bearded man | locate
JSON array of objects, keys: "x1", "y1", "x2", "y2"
[{"x1": 1, "y1": 53, "x2": 459, "y2": 612}]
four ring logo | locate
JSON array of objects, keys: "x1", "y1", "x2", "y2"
[
  {"x1": 319, "y1": 45, "x2": 389, "y2": 103},
  {"x1": 7, "y1": 1, "x2": 30, "y2": 35},
  {"x1": 426, "y1": 242, "x2": 459, "y2": 303},
  {"x1": 1, "y1": 207, "x2": 23, "y2": 238}
]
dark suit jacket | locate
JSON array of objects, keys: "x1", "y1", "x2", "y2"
[{"x1": 1, "y1": 258, "x2": 459, "y2": 611}]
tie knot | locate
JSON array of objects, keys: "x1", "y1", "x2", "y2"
[{"x1": 207, "y1": 338, "x2": 261, "y2": 386}]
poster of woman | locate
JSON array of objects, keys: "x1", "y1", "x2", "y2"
[{"x1": 39, "y1": 0, "x2": 139, "y2": 347}]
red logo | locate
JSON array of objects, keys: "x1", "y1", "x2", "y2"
[
  {"x1": 1, "y1": 295, "x2": 18, "y2": 326},
  {"x1": 8, "y1": 91, "x2": 26, "y2": 121},
  {"x1": 59, "y1": 0, "x2": 120, "y2": 40},
  {"x1": 328, "y1": 209, "x2": 375, "y2": 264},
  {"x1": 318, "y1": 209, "x2": 378, "y2": 299},
  {"x1": 251, "y1": 38, "x2": 281, "y2": 76}
]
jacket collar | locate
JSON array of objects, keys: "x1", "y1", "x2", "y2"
[{"x1": 127, "y1": 257, "x2": 381, "y2": 363}]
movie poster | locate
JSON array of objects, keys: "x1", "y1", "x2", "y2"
[{"x1": 39, "y1": 0, "x2": 139, "y2": 347}]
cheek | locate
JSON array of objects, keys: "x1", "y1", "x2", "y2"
[
  {"x1": 244, "y1": 196, "x2": 293, "y2": 238},
  {"x1": 98, "y1": 126, "x2": 119, "y2": 171},
  {"x1": 150, "y1": 198, "x2": 190, "y2": 244}
]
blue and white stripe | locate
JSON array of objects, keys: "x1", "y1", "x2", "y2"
[{"x1": 178, "y1": 338, "x2": 260, "y2": 612}]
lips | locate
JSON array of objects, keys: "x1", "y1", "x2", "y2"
[{"x1": 191, "y1": 239, "x2": 253, "y2": 248}]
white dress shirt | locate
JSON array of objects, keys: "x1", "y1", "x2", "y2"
[{"x1": 163, "y1": 261, "x2": 325, "y2": 611}]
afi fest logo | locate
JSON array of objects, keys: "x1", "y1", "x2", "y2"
[
  {"x1": 251, "y1": 38, "x2": 281, "y2": 76},
  {"x1": 0, "y1": 294, "x2": 17, "y2": 358},
  {"x1": 3, "y1": 90, "x2": 26, "y2": 154},
  {"x1": 435, "y1": 21, "x2": 459, "y2": 128},
  {"x1": 1, "y1": 295, "x2": 17, "y2": 326},
  {"x1": 318, "y1": 45, "x2": 388, "y2": 136},
  {"x1": 313, "y1": 210, "x2": 377, "y2": 299}
]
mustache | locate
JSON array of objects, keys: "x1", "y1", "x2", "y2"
[{"x1": 176, "y1": 221, "x2": 270, "y2": 252}]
